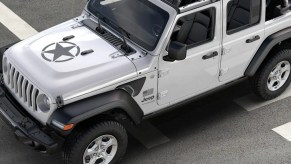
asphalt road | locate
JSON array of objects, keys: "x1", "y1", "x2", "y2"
[{"x1": 1, "y1": 1, "x2": 291, "y2": 164}]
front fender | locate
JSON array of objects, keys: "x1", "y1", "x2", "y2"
[{"x1": 48, "y1": 90, "x2": 144, "y2": 133}]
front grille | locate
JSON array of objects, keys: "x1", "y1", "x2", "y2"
[{"x1": 5, "y1": 61, "x2": 39, "y2": 111}]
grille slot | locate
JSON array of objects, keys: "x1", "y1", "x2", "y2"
[{"x1": 4, "y1": 62, "x2": 40, "y2": 111}]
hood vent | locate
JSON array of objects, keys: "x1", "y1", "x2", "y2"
[
  {"x1": 62, "y1": 35, "x2": 75, "y2": 41},
  {"x1": 102, "y1": 31, "x2": 123, "y2": 47}
]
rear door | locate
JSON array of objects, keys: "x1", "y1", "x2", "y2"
[{"x1": 220, "y1": 0, "x2": 265, "y2": 82}]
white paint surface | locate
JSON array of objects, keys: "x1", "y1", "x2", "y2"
[{"x1": 273, "y1": 122, "x2": 291, "y2": 141}]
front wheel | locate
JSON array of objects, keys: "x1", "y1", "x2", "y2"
[
  {"x1": 64, "y1": 121, "x2": 128, "y2": 164},
  {"x1": 251, "y1": 49, "x2": 291, "y2": 100}
]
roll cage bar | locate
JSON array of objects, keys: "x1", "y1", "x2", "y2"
[
  {"x1": 162, "y1": 0, "x2": 220, "y2": 13},
  {"x1": 163, "y1": 0, "x2": 291, "y2": 14}
]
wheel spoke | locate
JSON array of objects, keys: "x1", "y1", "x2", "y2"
[
  {"x1": 272, "y1": 64, "x2": 281, "y2": 74},
  {"x1": 88, "y1": 158, "x2": 96, "y2": 164},
  {"x1": 85, "y1": 148, "x2": 94, "y2": 156},
  {"x1": 101, "y1": 152, "x2": 114, "y2": 164},
  {"x1": 103, "y1": 138, "x2": 113, "y2": 148},
  {"x1": 83, "y1": 135, "x2": 118, "y2": 164},
  {"x1": 91, "y1": 143, "x2": 99, "y2": 151},
  {"x1": 267, "y1": 61, "x2": 291, "y2": 91}
]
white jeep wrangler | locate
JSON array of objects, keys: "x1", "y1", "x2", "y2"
[{"x1": 1, "y1": 0, "x2": 291, "y2": 163}]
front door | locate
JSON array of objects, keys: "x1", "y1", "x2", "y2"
[{"x1": 157, "y1": 2, "x2": 222, "y2": 105}]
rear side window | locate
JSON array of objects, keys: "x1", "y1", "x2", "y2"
[{"x1": 227, "y1": 0, "x2": 261, "y2": 34}]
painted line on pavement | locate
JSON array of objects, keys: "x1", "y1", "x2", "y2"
[
  {"x1": 233, "y1": 85, "x2": 291, "y2": 111},
  {"x1": 0, "y1": 2, "x2": 38, "y2": 40},
  {"x1": 273, "y1": 122, "x2": 291, "y2": 141}
]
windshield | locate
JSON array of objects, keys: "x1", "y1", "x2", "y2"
[{"x1": 87, "y1": 0, "x2": 169, "y2": 51}]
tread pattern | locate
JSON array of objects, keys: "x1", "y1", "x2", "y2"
[
  {"x1": 64, "y1": 121, "x2": 127, "y2": 164},
  {"x1": 251, "y1": 49, "x2": 291, "y2": 100}
]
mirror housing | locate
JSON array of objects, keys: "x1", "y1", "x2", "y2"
[{"x1": 164, "y1": 41, "x2": 187, "y2": 62}]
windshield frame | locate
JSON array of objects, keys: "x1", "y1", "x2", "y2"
[{"x1": 85, "y1": 0, "x2": 173, "y2": 52}]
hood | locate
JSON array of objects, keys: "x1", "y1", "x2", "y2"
[{"x1": 5, "y1": 20, "x2": 137, "y2": 101}]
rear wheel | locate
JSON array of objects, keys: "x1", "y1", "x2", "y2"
[
  {"x1": 64, "y1": 121, "x2": 128, "y2": 164},
  {"x1": 251, "y1": 49, "x2": 291, "y2": 100}
]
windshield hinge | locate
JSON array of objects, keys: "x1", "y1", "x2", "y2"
[{"x1": 56, "y1": 96, "x2": 64, "y2": 108}]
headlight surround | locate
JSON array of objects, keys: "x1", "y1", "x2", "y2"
[
  {"x1": 36, "y1": 94, "x2": 51, "y2": 113},
  {"x1": 3, "y1": 57, "x2": 8, "y2": 74}
]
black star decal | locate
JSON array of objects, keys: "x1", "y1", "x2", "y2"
[{"x1": 43, "y1": 43, "x2": 76, "y2": 61}]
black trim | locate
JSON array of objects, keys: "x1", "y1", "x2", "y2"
[
  {"x1": 245, "y1": 27, "x2": 291, "y2": 76},
  {"x1": 48, "y1": 90, "x2": 144, "y2": 134},
  {"x1": 0, "y1": 84, "x2": 62, "y2": 154},
  {"x1": 117, "y1": 77, "x2": 146, "y2": 97}
]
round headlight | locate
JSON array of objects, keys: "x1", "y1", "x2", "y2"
[
  {"x1": 3, "y1": 57, "x2": 7, "y2": 74},
  {"x1": 36, "y1": 94, "x2": 51, "y2": 113}
]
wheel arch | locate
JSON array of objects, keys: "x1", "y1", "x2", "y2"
[
  {"x1": 245, "y1": 27, "x2": 291, "y2": 77},
  {"x1": 48, "y1": 89, "x2": 144, "y2": 135}
]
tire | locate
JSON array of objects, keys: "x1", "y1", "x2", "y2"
[
  {"x1": 64, "y1": 121, "x2": 128, "y2": 164},
  {"x1": 251, "y1": 49, "x2": 291, "y2": 100}
]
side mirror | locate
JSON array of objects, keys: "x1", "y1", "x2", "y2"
[{"x1": 163, "y1": 41, "x2": 187, "y2": 62}]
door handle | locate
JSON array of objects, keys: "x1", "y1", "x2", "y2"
[
  {"x1": 246, "y1": 35, "x2": 260, "y2": 43},
  {"x1": 202, "y1": 51, "x2": 218, "y2": 60}
]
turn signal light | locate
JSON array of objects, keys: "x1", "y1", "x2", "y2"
[{"x1": 63, "y1": 124, "x2": 74, "y2": 131}]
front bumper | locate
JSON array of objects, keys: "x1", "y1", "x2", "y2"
[{"x1": 0, "y1": 84, "x2": 61, "y2": 153}]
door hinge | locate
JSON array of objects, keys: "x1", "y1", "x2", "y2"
[
  {"x1": 158, "y1": 69, "x2": 169, "y2": 78},
  {"x1": 219, "y1": 68, "x2": 229, "y2": 76},
  {"x1": 222, "y1": 48, "x2": 231, "y2": 56},
  {"x1": 56, "y1": 96, "x2": 64, "y2": 108},
  {"x1": 158, "y1": 90, "x2": 168, "y2": 100}
]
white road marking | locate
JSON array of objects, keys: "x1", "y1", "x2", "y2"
[
  {"x1": 0, "y1": 2, "x2": 38, "y2": 39},
  {"x1": 273, "y1": 122, "x2": 291, "y2": 141},
  {"x1": 233, "y1": 85, "x2": 291, "y2": 111}
]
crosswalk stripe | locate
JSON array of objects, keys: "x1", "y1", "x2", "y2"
[
  {"x1": 0, "y1": 2, "x2": 38, "y2": 40},
  {"x1": 273, "y1": 122, "x2": 291, "y2": 141}
]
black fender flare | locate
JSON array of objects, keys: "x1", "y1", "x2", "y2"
[
  {"x1": 245, "y1": 27, "x2": 291, "y2": 77},
  {"x1": 48, "y1": 90, "x2": 144, "y2": 133}
]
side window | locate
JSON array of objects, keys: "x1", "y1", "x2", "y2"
[
  {"x1": 266, "y1": 0, "x2": 289, "y2": 21},
  {"x1": 170, "y1": 8, "x2": 216, "y2": 48},
  {"x1": 227, "y1": 0, "x2": 261, "y2": 34}
]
